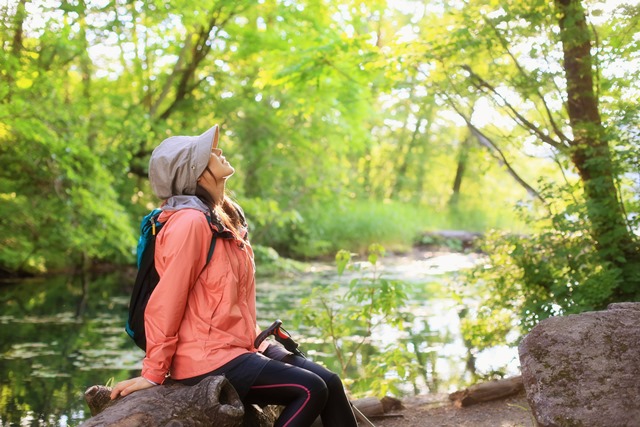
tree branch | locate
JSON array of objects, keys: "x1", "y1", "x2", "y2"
[
  {"x1": 149, "y1": 36, "x2": 193, "y2": 118},
  {"x1": 469, "y1": 123, "x2": 545, "y2": 203},
  {"x1": 588, "y1": 20, "x2": 601, "y2": 103},
  {"x1": 446, "y1": 98, "x2": 545, "y2": 203},
  {"x1": 462, "y1": 64, "x2": 566, "y2": 151},
  {"x1": 157, "y1": 4, "x2": 239, "y2": 120},
  {"x1": 485, "y1": 18, "x2": 572, "y2": 145}
]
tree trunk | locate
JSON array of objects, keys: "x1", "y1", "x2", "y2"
[
  {"x1": 449, "y1": 134, "x2": 471, "y2": 207},
  {"x1": 388, "y1": 86, "x2": 417, "y2": 198},
  {"x1": 5, "y1": 0, "x2": 28, "y2": 98},
  {"x1": 75, "y1": 0, "x2": 98, "y2": 150},
  {"x1": 445, "y1": 99, "x2": 544, "y2": 202},
  {"x1": 391, "y1": 115, "x2": 421, "y2": 198},
  {"x1": 555, "y1": 0, "x2": 639, "y2": 299},
  {"x1": 81, "y1": 376, "x2": 277, "y2": 427},
  {"x1": 11, "y1": 0, "x2": 27, "y2": 57}
]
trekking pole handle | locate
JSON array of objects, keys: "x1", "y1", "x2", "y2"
[
  {"x1": 255, "y1": 319, "x2": 306, "y2": 359},
  {"x1": 254, "y1": 319, "x2": 283, "y2": 348}
]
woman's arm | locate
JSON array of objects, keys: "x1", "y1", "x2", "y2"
[{"x1": 142, "y1": 210, "x2": 211, "y2": 384}]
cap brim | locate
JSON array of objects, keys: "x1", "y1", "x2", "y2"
[
  {"x1": 194, "y1": 124, "x2": 219, "y2": 178},
  {"x1": 211, "y1": 125, "x2": 219, "y2": 149}
]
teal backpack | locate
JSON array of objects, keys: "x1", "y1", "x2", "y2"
[{"x1": 125, "y1": 209, "x2": 216, "y2": 350}]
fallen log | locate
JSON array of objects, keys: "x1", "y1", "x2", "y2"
[
  {"x1": 380, "y1": 396, "x2": 404, "y2": 414},
  {"x1": 82, "y1": 375, "x2": 402, "y2": 426},
  {"x1": 81, "y1": 376, "x2": 277, "y2": 427},
  {"x1": 353, "y1": 396, "x2": 384, "y2": 418},
  {"x1": 448, "y1": 375, "x2": 524, "y2": 408},
  {"x1": 350, "y1": 396, "x2": 404, "y2": 419},
  {"x1": 309, "y1": 395, "x2": 404, "y2": 426},
  {"x1": 419, "y1": 230, "x2": 483, "y2": 249}
]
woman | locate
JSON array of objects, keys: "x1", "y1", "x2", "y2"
[{"x1": 110, "y1": 125, "x2": 358, "y2": 427}]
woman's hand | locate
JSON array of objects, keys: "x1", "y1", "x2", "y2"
[{"x1": 110, "y1": 376, "x2": 157, "y2": 400}]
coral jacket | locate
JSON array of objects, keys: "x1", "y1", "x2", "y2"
[{"x1": 141, "y1": 208, "x2": 263, "y2": 384}]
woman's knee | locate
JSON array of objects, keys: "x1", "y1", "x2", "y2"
[
  {"x1": 307, "y1": 372, "x2": 329, "y2": 405},
  {"x1": 296, "y1": 360, "x2": 346, "y2": 397},
  {"x1": 323, "y1": 371, "x2": 345, "y2": 394}
]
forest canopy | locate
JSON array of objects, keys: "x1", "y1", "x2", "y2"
[{"x1": 1, "y1": 0, "x2": 638, "y2": 322}]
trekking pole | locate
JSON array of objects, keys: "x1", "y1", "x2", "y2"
[
  {"x1": 255, "y1": 320, "x2": 376, "y2": 427},
  {"x1": 254, "y1": 319, "x2": 305, "y2": 358},
  {"x1": 351, "y1": 402, "x2": 376, "y2": 427}
]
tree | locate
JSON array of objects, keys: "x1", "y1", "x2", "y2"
[
  {"x1": 403, "y1": 0, "x2": 640, "y2": 323},
  {"x1": 0, "y1": 0, "x2": 135, "y2": 273},
  {"x1": 1, "y1": 0, "x2": 636, "y2": 279},
  {"x1": 553, "y1": 0, "x2": 639, "y2": 298}
]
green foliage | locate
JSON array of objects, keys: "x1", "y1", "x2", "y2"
[
  {"x1": 255, "y1": 196, "x2": 526, "y2": 259},
  {"x1": 459, "y1": 307, "x2": 514, "y2": 350},
  {"x1": 292, "y1": 245, "x2": 418, "y2": 397},
  {"x1": 0, "y1": 101, "x2": 135, "y2": 273},
  {"x1": 402, "y1": 0, "x2": 640, "y2": 350},
  {"x1": 459, "y1": 204, "x2": 630, "y2": 354},
  {"x1": 252, "y1": 244, "x2": 307, "y2": 277},
  {"x1": 291, "y1": 200, "x2": 427, "y2": 257},
  {"x1": 0, "y1": 3, "x2": 471, "y2": 271},
  {"x1": 0, "y1": 0, "x2": 638, "y2": 312},
  {"x1": 1, "y1": 1, "x2": 638, "y2": 421}
]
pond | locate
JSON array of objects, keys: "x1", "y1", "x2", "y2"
[{"x1": 0, "y1": 250, "x2": 519, "y2": 426}]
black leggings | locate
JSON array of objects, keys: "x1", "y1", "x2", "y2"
[{"x1": 245, "y1": 354, "x2": 358, "y2": 427}]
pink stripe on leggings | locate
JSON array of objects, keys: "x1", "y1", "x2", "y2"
[{"x1": 250, "y1": 384, "x2": 311, "y2": 427}]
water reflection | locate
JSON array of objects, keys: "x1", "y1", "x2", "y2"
[
  {"x1": 254, "y1": 250, "x2": 520, "y2": 397},
  {"x1": 0, "y1": 251, "x2": 518, "y2": 426},
  {"x1": 0, "y1": 274, "x2": 138, "y2": 427}
]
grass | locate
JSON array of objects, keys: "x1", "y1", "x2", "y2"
[{"x1": 293, "y1": 198, "x2": 529, "y2": 257}]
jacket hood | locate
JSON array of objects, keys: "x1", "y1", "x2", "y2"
[{"x1": 149, "y1": 125, "x2": 219, "y2": 199}]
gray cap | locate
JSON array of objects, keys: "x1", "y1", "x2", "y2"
[{"x1": 148, "y1": 125, "x2": 219, "y2": 199}]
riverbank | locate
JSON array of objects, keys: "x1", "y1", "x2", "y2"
[{"x1": 374, "y1": 390, "x2": 534, "y2": 427}]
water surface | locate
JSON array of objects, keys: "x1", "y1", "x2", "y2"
[{"x1": 0, "y1": 250, "x2": 519, "y2": 426}]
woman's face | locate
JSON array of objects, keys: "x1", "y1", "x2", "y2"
[{"x1": 198, "y1": 147, "x2": 235, "y2": 187}]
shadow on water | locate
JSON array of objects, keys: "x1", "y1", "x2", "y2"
[{"x1": 0, "y1": 250, "x2": 519, "y2": 426}]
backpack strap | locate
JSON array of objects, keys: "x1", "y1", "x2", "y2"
[
  {"x1": 202, "y1": 208, "x2": 217, "y2": 265},
  {"x1": 206, "y1": 233, "x2": 216, "y2": 264},
  {"x1": 153, "y1": 208, "x2": 217, "y2": 266}
]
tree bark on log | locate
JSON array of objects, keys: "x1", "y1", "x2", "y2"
[
  {"x1": 349, "y1": 396, "x2": 403, "y2": 418},
  {"x1": 310, "y1": 396, "x2": 405, "y2": 426},
  {"x1": 81, "y1": 376, "x2": 277, "y2": 427},
  {"x1": 420, "y1": 230, "x2": 483, "y2": 249},
  {"x1": 448, "y1": 376, "x2": 524, "y2": 408},
  {"x1": 352, "y1": 397, "x2": 385, "y2": 418}
]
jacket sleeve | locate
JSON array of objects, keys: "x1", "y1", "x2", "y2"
[{"x1": 141, "y1": 210, "x2": 210, "y2": 384}]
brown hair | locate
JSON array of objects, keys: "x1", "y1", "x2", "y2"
[{"x1": 195, "y1": 184, "x2": 244, "y2": 240}]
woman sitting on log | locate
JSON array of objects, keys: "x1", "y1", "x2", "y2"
[{"x1": 110, "y1": 125, "x2": 357, "y2": 427}]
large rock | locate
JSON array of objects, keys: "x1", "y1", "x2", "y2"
[{"x1": 518, "y1": 303, "x2": 640, "y2": 427}]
